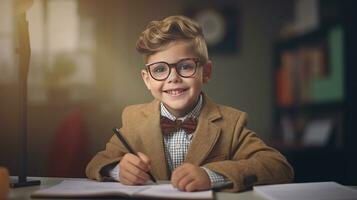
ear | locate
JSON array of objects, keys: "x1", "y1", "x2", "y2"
[
  {"x1": 202, "y1": 60, "x2": 212, "y2": 84},
  {"x1": 141, "y1": 69, "x2": 151, "y2": 90}
]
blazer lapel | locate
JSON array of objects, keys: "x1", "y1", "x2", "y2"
[
  {"x1": 139, "y1": 100, "x2": 170, "y2": 180},
  {"x1": 138, "y1": 95, "x2": 222, "y2": 179},
  {"x1": 185, "y1": 95, "x2": 222, "y2": 166}
]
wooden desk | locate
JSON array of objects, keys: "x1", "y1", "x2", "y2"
[{"x1": 9, "y1": 177, "x2": 266, "y2": 200}]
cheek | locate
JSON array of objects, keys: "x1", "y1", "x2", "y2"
[
  {"x1": 193, "y1": 72, "x2": 205, "y2": 85},
  {"x1": 149, "y1": 82, "x2": 163, "y2": 92},
  {"x1": 188, "y1": 79, "x2": 204, "y2": 91}
]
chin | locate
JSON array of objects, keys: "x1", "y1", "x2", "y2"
[
  {"x1": 159, "y1": 93, "x2": 197, "y2": 109},
  {"x1": 164, "y1": 102, "x2": 186, "y2": 110},
  {"x1": 170, "y1": 100, "x2": 196, "y2": 112}
]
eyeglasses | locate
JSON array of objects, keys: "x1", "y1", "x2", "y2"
[{"x1": 145, "y1": 58, "x2": 201, "y2": 81}]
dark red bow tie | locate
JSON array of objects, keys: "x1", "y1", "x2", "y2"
[{"x1": 160, "y1": 116, "x2": 197, "y2": 134}]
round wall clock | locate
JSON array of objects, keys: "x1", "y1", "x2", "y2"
[{"x1": 194, "y1": 9, "x2": 226, "y2": 46}]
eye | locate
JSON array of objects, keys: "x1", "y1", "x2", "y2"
[
  {"x1": 177, "y1": 60, "x2": 195, "y2": 71},
  {"x1": 151, "y1": 63, "x2": 168, "y2": 73}
]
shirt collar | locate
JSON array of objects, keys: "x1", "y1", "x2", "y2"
[{"x1": 160, "y1": 94, "x2": 202, "y2": 121}]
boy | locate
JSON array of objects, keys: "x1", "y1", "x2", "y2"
[{"x1": 86, "y1": 15, "x2": 294, "y2": 192}]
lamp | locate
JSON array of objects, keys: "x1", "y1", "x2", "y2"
[{"x1": 10, "y1": 0, "x2": 41, "y2": 188}]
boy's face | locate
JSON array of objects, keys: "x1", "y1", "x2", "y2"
[{"x1": 141, "y1": 40, "x2": 212, "y2": 117}]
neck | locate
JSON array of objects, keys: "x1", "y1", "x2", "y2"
[
  {"x1": 167, "y1": 104, "x2": 195, "y2": 118},
  {"x1": 162, "y1": 94, "x2": 202, "y2": 118}
]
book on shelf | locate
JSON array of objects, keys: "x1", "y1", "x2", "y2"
[
  {"x1": 302, "y1": 118, "x2": 333, "y2": 147},
  {"x1": 31, "y1": 179, "x2": 213, "y2": 199},
  {"x1": 275, "y1": 51, "x2": 294, "y2": 107},
  {"x1": 275, "y1": 25, "x2": 345, "y2": 106},
  {"x1": 309, "y1": 26, "x2": 344, "y2": 103}
]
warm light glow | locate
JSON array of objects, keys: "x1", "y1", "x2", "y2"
[
  {"x1": 26, "y1": 0, "x2": 95, "y2": 103},
  {"x1": 28, "y1": 0, "x2": 44, "y2": 52},
  {"x1": 48, "y1": 0, "x2": 79, "y2": 53},
  {"x1": 0, "y1": 0, "x2": 16, "y2": 83}
]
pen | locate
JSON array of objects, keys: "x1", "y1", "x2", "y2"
[{"x1": 112, "y1": 127, "x2": 157, "y2": 184}]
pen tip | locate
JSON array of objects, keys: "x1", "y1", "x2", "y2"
[{"x1": 112, "y1": 127, "x2": 118, "y2": 132}]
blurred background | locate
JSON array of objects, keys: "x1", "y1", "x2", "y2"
[{"x1": 1, "y1": 0, "x2": 356, "y2": 184}]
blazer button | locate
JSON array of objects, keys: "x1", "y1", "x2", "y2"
[{"x1": 174, "y1": 143, "x2": 181, "y2": 149}]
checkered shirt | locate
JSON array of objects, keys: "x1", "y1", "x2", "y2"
[
  {"x1": 110, "y1": 95, "x2": 230, "y2": 188},
  {"x1": 160, "y1": 95, "x2": 230, "y2": 188}
]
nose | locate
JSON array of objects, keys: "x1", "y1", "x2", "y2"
[{"x1": 167, "y1": 67, "x2": 181, "y2": 83}]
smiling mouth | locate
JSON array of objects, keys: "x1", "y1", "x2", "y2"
[{"x1": 164, "y1": 88, "x2": 188, "y2": 96}]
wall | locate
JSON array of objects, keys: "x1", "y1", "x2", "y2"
[
  {"x1": 0, "y1": 0, "x2": 293, "y2": 177},
  {"x1": 92, "y1": 0, "x2": 294, "y2": 142}
]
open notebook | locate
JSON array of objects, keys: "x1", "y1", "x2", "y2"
[{"x1": 31, "y1": 180, "x2": 213, "y2": 199}]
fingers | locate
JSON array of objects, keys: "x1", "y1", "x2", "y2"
[
  {"x1": 120, "y1": 173, "x2": 140, "y2": 185},
  {"x1": 171, "y1": 164, "x2": 195, "y2": 191},
  {"x1": 126, "y1": 153, "x2": 150, "y2": 171},
  {"x1": 171, "y1": 163, "x2": 211, "y2": 192},
  {"x1": 178, "y1": 174, "x2": 195, "y2": 191},
  {"x1": 120, "y1": 160, "x2": 149, "y2": 184},
  {"x1": 119, "y1": 153, "x2": 151, "y2": 185},
  {"x1": 184, "y1": 181, "x2": 200, "y2": 192},
  {"x1": 137, "y1": 152, "x2": 151, "y2": 169}
]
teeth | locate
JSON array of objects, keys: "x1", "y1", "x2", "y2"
[{"x1": 167, "y1": 89, "x2": 184, "y2": 95}]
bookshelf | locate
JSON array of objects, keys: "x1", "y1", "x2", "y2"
[
  {"x1": 273, "y1": 24, "x2": 345, "y2": 149},
  {"x1": 272, "y1": 23, "x2": 348, "y2": 182}
]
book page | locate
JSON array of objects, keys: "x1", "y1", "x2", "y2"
[
  {"x1": 31, "y1": 180, "x2": 150, "y2": 197},
  {"x1": 136, "y1": 183, "x2": 212, "y2": 199},
  {"x1": 253, "y1": 182, "x2": 357, "y2": 200},
  {"x1": 31, "y1": 179, "x2": 213, "y2": 199}
]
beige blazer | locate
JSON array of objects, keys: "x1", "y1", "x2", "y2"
[{"x1": 86, "y1": 95, "x2": 294, "y2": 192}]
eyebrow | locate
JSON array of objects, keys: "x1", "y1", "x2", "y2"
[{"x1": 146, "y1": 57, "x2": 198, "y2": 66}]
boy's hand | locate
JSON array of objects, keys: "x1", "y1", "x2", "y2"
[
  {"x1": 119, "y1": 152, "x2": 151, "y2": 185},
  {"x1": 171, "y1": 163, "x2": 211, "y2": 192}
]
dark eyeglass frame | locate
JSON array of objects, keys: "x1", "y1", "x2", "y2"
[{"x1": 145, "y1": 58, "x2": 201, "y2": 81}]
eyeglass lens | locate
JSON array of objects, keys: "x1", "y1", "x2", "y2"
[{"x1": 148, "y1": 59, "x2": 197, "y2": 80}]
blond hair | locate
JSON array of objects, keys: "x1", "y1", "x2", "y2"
[{"x1": 136, "y1": 15, "x2": 209, "y2": 63}]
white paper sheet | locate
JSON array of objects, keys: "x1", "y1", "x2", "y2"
[
  {"x1": 31, "y1": 179, "x2": 213, "y2": 199},
  {"x1": 254, "y1": 182, "x2": 357, "y2": 200}
]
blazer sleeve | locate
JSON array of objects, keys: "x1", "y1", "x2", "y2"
[
  {"x1": 85, "y1": 108, "x2": 131, "y2": 181},
  {"x1": 203, "y1": 112, "x2": 294, "y2": 192}
]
